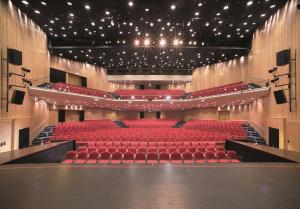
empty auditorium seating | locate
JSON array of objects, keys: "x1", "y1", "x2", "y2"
[
  {"x1": 63, "y1": 143, "x2": 240, "y2": 164},
  {"x1": 189, "y1": 82, "x2": 249, "y2": 99},
  {"x1": 114, "y1": 89, "x2": 186, "y2": 100},
  {"x1": 51, "y1": 82, "x2": 112, "y2": 98}
]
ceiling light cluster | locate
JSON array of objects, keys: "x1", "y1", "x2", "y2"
[{"x1": 15, "y1": 0, "x2": 286, "y2": 73}]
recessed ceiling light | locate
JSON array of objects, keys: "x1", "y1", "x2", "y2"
[
  {"x1": 224, "y1": 5, "x2": 229, "y2": 10},
  {"x1": 67, "y1": 2, "x2": 72, "y2": 6},
  {"x1": 128, "y1": 1, "x2": 133, "y2": 7},
  {"x1": 170, "y1": 4, "x2": 176, "y2": 10},
  {"x1": 270, "y1": 5, "x2": 276, "y2": 8},
  {"x1": 159, "y1": 39, "x2": 166, "y2": 47},
  {"x1": 21, "y1": 1, "x2": 29, "y2": 5},
  {"x1": 34, "y1": 10, "x2": 40, "y2": 14},
  {"x1": 247, "y1": 1, "x2": 253, "y2": 6},
  {"x1": 85, "y1": 4, "x2": 90, "y2": 10},
  {"x1": 105, "y1": 11, "x2": 110, "y2": 15},
  {"x1": 41, "y1": 1, "x2": 47, "y2": 6}
]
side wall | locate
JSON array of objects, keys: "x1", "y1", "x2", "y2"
[
  {"x1": 0, "y1": 0, "x2": 49, "y2": 152},
  {"x1": 190, "y1": 0, "x2": 300, "y2": 151}
]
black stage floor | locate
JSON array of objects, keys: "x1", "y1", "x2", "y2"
[{"x1": 0, "y1": 163, "x2": 300, "y2": 209}]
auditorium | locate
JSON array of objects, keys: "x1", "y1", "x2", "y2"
[{"x1": 0, "y1": 0, "x2": 300, "y2": 208}]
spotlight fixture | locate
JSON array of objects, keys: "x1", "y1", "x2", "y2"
[
  {"x1": 144, "y1": 39, "x2": 150, "y2": 46},
  {"x1": 268, "y1": 67, "x2": 277, "y2": 74},
  {"x1": 173, "y1": 39, "x2": 179, "y2": 46},
  {"x1": 271, "y1": 77, "x2": 279, "y2": 83},
  {"x1": 134, "y1": 39, "x2": 140, "y2": 46},
  {"x1": 159, "y1": 39, "x2": 166, "y2": 47}
]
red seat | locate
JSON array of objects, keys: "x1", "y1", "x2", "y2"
[
  {"x1": 87, "y1": 151, "x2": 99, "y2": 163},
  {"x1": 178, "y1": 146, "x2": 187, "y2": 153},
  {"x1": 197, "y1": 146, "x2": 206, "y2": 153},
  {"x1": 194, "y1": 151, "x2": 205, "y2": 163},
  {"x1": 78, "y1": 146, "x2": 87, "y2": 152},
  {"x1": 75, "y1": 151, "x2": 88, "y2": 164},
  {"x1": 128, "y1": 147, "x2": 137, "y2": 153},
  {"x1": 137, "y1": 147, "x2": 146, "y2": 153},
  {"x1": 182, "y1": 151, "x2": 194, "y2": 163},
  {"x1": 108, "y1": 147, "x2": 116, "y2": 153},
  {"x1": 97, "y1": 147, "x2": 106, "y2": 153},
  {"x1": 148, "y1": 147, "x2": 157, "y2": 153},
  {"x1": 170, "y1": 152, "x2": 182, "y2": 164},
  {"x1": 206, "y1": 146, "x2": 215, "y2": 152},
  {"x1": 117, "y1": 147, "x2": 127, "y2": 154},
  {"x1": 216, "y1": 151, "x2": 229, "y2": 163},
  {"x1": 168, "y1": 146, "x2": 177, "y2": 153},
  {"x1": 135, "y1": 152, "x2": 146, "y2": 164},
  {"x1": 147, "y1": 152, "x2": 158, "y2": 164},
  {"x1": 227, "y1": 151, "x2": 240, "y2": 163},
  {"x1": 98, "y1": 151, "x2": 110, "y2": 164},
  {"x1": 123, "y1": 152, "x2": 135, "y2": 164},
  {"x1": 158, "y1": 147, "x2": 167, "y2": 153},
  {"x1": 159, "y1": 152, "x2": 170, "y2": 164},
  {"x1": 215, "y1": 146, "x2": 225, "y2": 152},
  {"x1": 111, "y1": 152, "x2": 123, "y2": 164},
  {"x1": 205, "y1": 151, "x2": 218, "y2": 163},
  {"x1": 63, "y1": 151, "x2": 77, "y2": 163},
  {"x1": 187, "y1": 146, "x2": 197, "y2": 153},
  {"x1": 88, "y1": 146, "x2": 97, "y2": 153}
]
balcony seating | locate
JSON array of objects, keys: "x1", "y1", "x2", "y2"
[
  {"x1": 51, "y1": 82, "x2": 111, "y2": 98},
  {"x1": 189, "y1": 82, "x2": 249, "y2": 99},
  {"x1": 114, "y1": 89, "x2": 186, "y2": 100}
]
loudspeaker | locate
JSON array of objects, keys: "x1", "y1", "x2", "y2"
[
  {"x1": 7, "y1": 48, "x2": 22, "y2": 65},
  {"x1": 276, "y1": 49, "x2": 290, "y2": 66},
  {"x1": 273, "y1": 90, "x2": 287, "y2": 104},
  {"x1": 11, "y1": 90, "x2": 25, "y2": 105}
]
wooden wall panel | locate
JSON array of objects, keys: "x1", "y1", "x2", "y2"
[
  {"x1": 0, "y1": 1, "x2": 50, "y2": 151},
  {"x1": 50, "y1": 56, "x2": 109, "y2": 91},
  {"x1": 190, "y1": 0, "x2": 300, "y2": 151},
  {"x1": 68, "y1": 73, "x2": 82, "y2": 86}
]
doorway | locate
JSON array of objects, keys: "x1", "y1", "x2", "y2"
[
  {"x1": 269, "y1": 127, "x2": 279, "y2": 148},
  {"x1": 19, "y1": 128, "x2": 29, "y2": 149}
]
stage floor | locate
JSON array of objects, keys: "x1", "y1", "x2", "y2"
[{"x1": 0, "y1": 163, "x2": 300, "y2": 209}]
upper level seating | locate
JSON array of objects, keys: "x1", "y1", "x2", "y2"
[
  {"x1": 123, "y1": 119, "x2": 178, "y2": 128},
  {"x1": 189, "y1": 82, "x2": 249, "y2": 99},
  {"x1": 114, "y1": 89, "x2": 186, "y2": 100},
  {"x1": 51, "y1": 82, "x2": 112, "y2": 98}
]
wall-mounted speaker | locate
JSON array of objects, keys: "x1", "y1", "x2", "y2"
[
  {"x1": 11, "y1": 90, "x2": 25, "y2": 105},
  {"x1": 7, "y1": 48, "x2": 22, "y2": 66},
  {"x1": 276, "y1": 49, "x2": 290, "y2": 66},
  {"x1": 273, "y1": 90, "x2": 287, "y2": 104}
]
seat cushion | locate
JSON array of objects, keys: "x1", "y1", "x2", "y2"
[
  {"x1": 98, "y1": 159, "x2": 110, "y2": 164},
  {"x1": 86, "y1": 159, "x2": 97, "y2": 164},
  {"x1": 147, "y1": 160, "x2": 158, "y2": 164},
  {"x1": 183, "y1": 160, "x2": 194, "y2": 164},
  {"x1": 135, "y1": 160, "x2": 146, "y2": 164},
  {"x1": 123, "y1": 160, "x2": 135, "y2": 164},
  {"x1": 110, "y1": 160, "x2": 122, "y2": 164}
]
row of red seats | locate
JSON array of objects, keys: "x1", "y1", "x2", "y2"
[
  {"x1": 81, "y1": 141, "x2": 221, "y2": 147},
  {"x1": 122, "y1": 119, "x2": 178, "y2": 128},
  {"x1": 63, "y1": 150, "x2": 240, "y2": 164},
  {"x1": 51, "y1": 82, "x2": 112, "y2": 98},
  {"x1": 77, "y1": 145, "x2": 225, "y2": 154},
  {"x1": 189, "y1": 82, "x2": 249, "y2": 99},
  {"x1": 114, "y1": 89, "x2": 185, "y2": 100}
]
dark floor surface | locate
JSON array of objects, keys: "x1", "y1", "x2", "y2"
[{"x1": 0, "y1": 163, "x2": 300, "y2": 209}]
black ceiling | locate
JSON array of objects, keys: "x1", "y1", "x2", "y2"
[{"x1": 12, "y1": 0, "x2": 287, "y2": 75}]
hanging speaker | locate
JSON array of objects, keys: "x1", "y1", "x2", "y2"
[
  {"x1": 7, "y1": 48, "x2": 22, "y2": 65},
  {"x1": 11, "y1": 90, "x2": 25, "y2": 105},
  {"x1": 273, "y1": 90, "x2": 287, "y2": 104}
]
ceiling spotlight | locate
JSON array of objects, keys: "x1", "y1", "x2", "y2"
[
  {"x1": 134, "y1": 40, "x2": 140, "y2": 46},
  {"x1": 105, "y1": 11, "x2": 110, "y2": 15},
  {"x1": 159, "y1": 39, "x2": 167, "y2": 47},
  {"x1": 67, "y1": 2, "x2": 72, "y2": 6},
  {"x1": 144, "y1": 39, "x2": 150, "y2": 46},
  {"x1": 171, "y1": 4, "x2": 176, "y2": 10},
  {"x1": 224, "y1": 5, "x2": 229, "y2": 10},
  {"x1": 21, "y1": 0, "x2": 29, "y2": 5},
  {"x1": 247, "y1": 1, "x2": 253, "y2": 6},
  {"x1": 34, "y1": 10, "x2": 40, "y2": 14},
  {"x1": 85, "y1": 4, "x2": 91, "y2": 10},
  {"x1": 173, "y1": 39, "x2": 179, "y2": 46},
  {"x1": 41, "y1": 1, "x2": 47, "y2": 6},
  {"x1": 128, "y1": 1, "x2": 133, "y2": 7}
]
